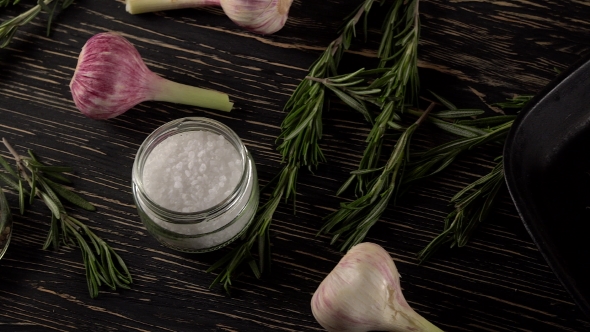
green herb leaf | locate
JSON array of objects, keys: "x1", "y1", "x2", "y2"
[
  {"x1": 42, "y1": 214, "x2": 59, "y2": 250},
  {"x1": 29, "y1": 170, "x2": 36, "y2": 204},
  {"x1": 0, "y1": 154, "x2": 18, "y2": 179},
  {"x1": 18, "y1": 179, "x2": 24, "y2": 215},
  {"x1": 0, "y1": 172, "x2": 20, "y2": 191},
  {"x1": 40, "y1": 192, "x2": 60, "y2": 219},
  {"x1": 431, "y1": 109, "x2": 485, "y2": 119},
  {"x1": 25, "y1": 159, "x2": 72, "y2": 173},
  {"x1": 430, "y1": 91, "x2": 457, "y2": 111},
  {"x1": 44, "y1": 177, "x2": 95, "y2": 211}
]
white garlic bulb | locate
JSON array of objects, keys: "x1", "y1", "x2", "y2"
[
  {"x1": 311, "y1": 242, "x2": 443, "y2": 332},
  {"x1": 126, "y1": 0, "x2": 293, "y2": 35}
]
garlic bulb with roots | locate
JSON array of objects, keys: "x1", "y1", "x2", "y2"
[
  {"x1": 311, "y1": 243, "x2": 443, "y2": 332},
  {"x1": 125, "y1": 0, "x2": 293, "y2": 35},
  {"x1": 70, "y1": 32, "x2": 233, "y2": 120}
]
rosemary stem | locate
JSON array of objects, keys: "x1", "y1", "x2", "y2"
[
  {"x1": 1, "y1": 138, "x2": 31, "y2": 183},
  {"x1": 416, "y1": 102, "x2": 436, "y2": 125},
  {"x1": 0, "y1": 0, "x2": 50, "y2": 29},
  {"x1": 305, "y1": 76, "x2": 327, "y2": 84},
  {"x1": 329, "y1": 0, "x2": 373, "y2": 57}
]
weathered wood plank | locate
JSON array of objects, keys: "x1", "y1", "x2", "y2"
[{"x1": 1, "y1": 0, "x2": 590, "y2": 331}]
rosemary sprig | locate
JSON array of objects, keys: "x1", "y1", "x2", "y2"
[
  {"x1": 339, "y1": 0, "x2": 421, "y2": 197},
  {"x1": 403, "y1": 95, "x2": 516, "y2": 183},
  {"x1": 317, "y1": 0, "x2": 423, "y2": 252},
  {"x1": 415, "y1": 94, "x2": 533, "y2": 262},
  {"x1": 320, "y1": 102, "x2": 435, "y2": 252},
  {"x1": 404, "y1": 95, "x2": 533, "y2": 184},
  {"x1": 207, "y1": 165, "x2": 297, "y2": 292},
  {"x1": 417, "y1": 157, "x2": 505, "y2": 263},
  {"x1": 404, "y1": 120, "x2": 512, "y2": 180},
  {"x1": 320, "y1": 91, "x2": 520, "y2": 252},
  {"x1": 0, "y1": 0, "x2": 74, "y2": 48},
  {"x1": 0, "y1": 138, "x2": 132, "y2": 297},
  {"x1": 305, "y1": 68, "x2": 386, "y2": 125},
  {"x1": 207, "y1": 0, "x2": 380, "y2": 292}
]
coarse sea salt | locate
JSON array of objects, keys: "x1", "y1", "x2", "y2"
[
  {"x1": 143, "y1": 130, "x2": 242, "y2": 213},
  {"x1": 133, "y1": 118, "x2": 259, "y2": 252}
]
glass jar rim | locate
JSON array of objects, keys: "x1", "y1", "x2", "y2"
[{"x1": 132, "y1": 117, "x2": 248, "y2": 224}]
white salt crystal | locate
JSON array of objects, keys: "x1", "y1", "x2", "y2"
[{"x1": 142, "y1": 131, "x2": 242, "y2": 212}]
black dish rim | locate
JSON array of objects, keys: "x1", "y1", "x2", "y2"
[{"x1": 503, "y1": 53, "x2": 590, "y2": 318}]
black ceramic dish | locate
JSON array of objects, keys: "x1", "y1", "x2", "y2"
[{"x1": 504, "y1": 54, "x2": 590, "y2": 318}]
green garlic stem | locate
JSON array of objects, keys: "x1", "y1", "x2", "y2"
[
  {"x1": 403, "y1": 313, "x2": 444, "y2": 332},
  {"x1": 126, "y1": 0, "x2": 221, "y2": 14},
  {"x1": 151, "y1": 76, "x2": 234, "y2": 112}
]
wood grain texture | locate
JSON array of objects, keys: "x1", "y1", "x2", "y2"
[{"x1": 1, "y1": 0, "x2": 590, "y2": 331}]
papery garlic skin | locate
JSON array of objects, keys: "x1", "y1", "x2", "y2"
[
  {"x1": 70, "y1": 32, "x2": 159, "y2": 119},
  {"x1": 70, "y1": 32, "x2": 233, "y2": 120},
  {"x1": 125, "y1": 0, "x2": 293, "y2": 35},
  {"x1": 221, "y1": 0, "x2": 293, "y2": 35},
  {"x1": 311, "y1": 243, "x2": 443, "y2": 332}
]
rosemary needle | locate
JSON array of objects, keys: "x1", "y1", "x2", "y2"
[
  {"x1": 0, "y1": 138, "x2": 132, "y2": 297},
  {"x1": 1, "y1": 0, "x2": 22, "y2": 7}
]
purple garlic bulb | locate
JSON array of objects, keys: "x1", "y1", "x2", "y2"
[{"x1": 70, "y1": 32, "x2": 233, "y2": 120}]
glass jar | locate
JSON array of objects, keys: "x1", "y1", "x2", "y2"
[{"x1": 132, "y1": 117, "x2": 259, "y2": 253}]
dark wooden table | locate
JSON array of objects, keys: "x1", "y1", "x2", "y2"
[{"x1": 2, "y1": 0, "x2": 590, "y2": 331}]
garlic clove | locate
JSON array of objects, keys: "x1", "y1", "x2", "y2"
[
  {"x1": 311, "y1": 242, "x2": 443, "y2": 332},
  {"x1": 69, "y1": 32, "x2": 233, "y2": 120}
]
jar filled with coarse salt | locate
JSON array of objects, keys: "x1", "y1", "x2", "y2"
[{"x1": 132, "y1": 117, "x2": 259, "y2": 252}]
